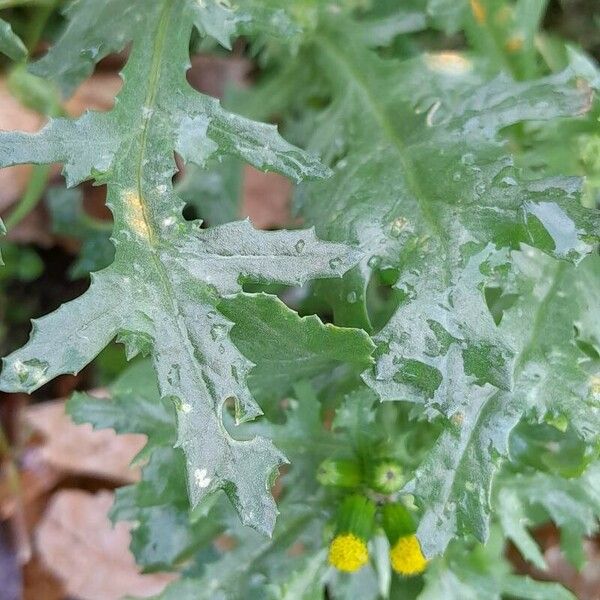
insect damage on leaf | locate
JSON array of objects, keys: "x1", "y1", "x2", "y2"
[{"x1": 0, "y1": 0, "x2": 359, "y2": 535}]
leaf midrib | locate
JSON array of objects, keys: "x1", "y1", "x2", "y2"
[
  {"x1": 417, "y1": 262, "x2": 570, "y2": 535},
  {"x1": 316, "y1": 33, "x2": 450, "y2": 260},
  {"x1": 128, "y1": 0, "x2": 219, "y2": 416}
]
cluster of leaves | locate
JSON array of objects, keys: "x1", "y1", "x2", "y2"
[{"x1": 1, "y1": 0, "x2": 600, "y2": 598}]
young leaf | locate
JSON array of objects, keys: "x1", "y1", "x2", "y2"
[
  {"x1": 219, "y1": 293, "x2": 374, "y2": 404},
  {"x1": 67, "y1": 360, "x2": 175, "y2": 459},
  {"x1": 137, "y1": 500, "x2": 325, "y2": 600},
  {"x1": 0, "y1": 1, "x2": 357, "y2": 535},
  {"x1": 293, "y1": 20, "x2": 599, "y2": 555},
  {"x1": 419, "y1": 528, "x2": 577, "y2": 600},
  {"x1": 496, "y1": 464, "x2": 600, "y2": 570},
  {"x1": 0, "y1": 18, "x2": 27, "y2": 62}
]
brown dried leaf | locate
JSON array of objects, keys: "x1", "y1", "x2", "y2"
[
  {"x1": 187, "y1": 54, "x2": 251, "y2": 98},
  {"x1": 65, "y1": 73, "x2": 122, "y2": 117},
  {"x1": 0, "y1": 81, "x2": 43, "y2": 213},
  {"x1": 242, "y1": 166, "x2": 293, "y2": 229},
  {"x1": 26, "y1": 400, "x2": 144, "y2": 483},
  {"x1": 36, "y1": 490, "x2": 176, "y2": 600},
  {"x1": 23, "y1": 551, "x2": 65, "y2": 600}
]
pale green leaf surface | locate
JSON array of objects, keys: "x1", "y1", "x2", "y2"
[
  {"x1": 499, "y1": 252, "x2": 600, "y2": 442},
  {"x1": 0, "y1": 1, "x2": 355, "y2": 535},
  {"x1": 405, "y1": 253, "x2": 600, "y2": 556},
  {"x1": 0, "y1": 17, "x2": 26, "y2": 61},
  {"x1": 29, "y1": 0, "x2": 298, "y2": 97},
  {"x1": 219, "y1": 293, "x2": 374, "y2": 404},
  {"x1": 293, "y1": 20, "x2": 600, "y2": 555}
]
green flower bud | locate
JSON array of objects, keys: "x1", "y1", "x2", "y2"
[
  {"x1": 317, "y1": 459, "x2": 361, "y2": 488},
  {"x1": 369, "y1": 459, "x2": 404, "y2": 494},
  {"x1": 381, "y1": 502, "x2": 415, "y2": 543}
]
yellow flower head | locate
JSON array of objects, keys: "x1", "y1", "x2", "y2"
[
  {"x1": 390, "y1": 534, "x2": 428, "y2": 576},
  {"x1": 328, "y1": 533, "x2": 369, "y2": 572}
]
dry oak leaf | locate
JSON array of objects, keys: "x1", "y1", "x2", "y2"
[
  {"x1": 26, "y1": 399, "x2": 144, "y2": 483},
  {"x1": 36, "y1": 490, "x2": 176, "y2": 600},
  {"x1": 0, "y1": 79, "x2": 43, "y2": 213}
]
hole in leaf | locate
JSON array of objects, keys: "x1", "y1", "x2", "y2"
[
  {"x1": 366, "y1": 268, "x2": 402, "y2": 332},
  {"x1": 573, "y1": 325, "x2": 600, "y2": 360},
  {"x1": 484, "y1": 286, "x2": 519, "y2": 325},
  {"x1": 182, "y1": 203, "x2": 200, "y2": 222}
]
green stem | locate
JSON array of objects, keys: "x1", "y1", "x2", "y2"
[
  {"x1": 4, "y1": 163, "x2": 51, "y2": 232},
  {"x1": 0, "y1": 0, "x2": 54, "y2": 8},
  {"x1": 79, "y1": 210, "x2": 114, "y2": 233},
  {"x1": 23, "y1": 0, "x2": 57, "y2": 53}
]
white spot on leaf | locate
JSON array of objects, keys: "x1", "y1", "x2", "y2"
[{"x1": 194, "y1": 468, "x2": 211, "y2": 488}]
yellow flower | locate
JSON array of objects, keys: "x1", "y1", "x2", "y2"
[
  {"x1": 389, "y1": 534, "x2": 428, "y2": 576},
  {"x1": 328, "y1": 533, "x2": 369, "y2": 572}
]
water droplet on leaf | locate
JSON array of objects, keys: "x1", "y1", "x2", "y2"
[
  {"x1": 390, "y1": 217, "x2": 408, "y2": 237},
  {"x1": 329, "y1": 257, "x2": 342, "y2": 270},
  {"x1": 461, "y1": 153, "x2": 475, "y2": 165},
  {"x1": 368, "y1": 255, "x2": 381, "y2": 269},
  {"x1": 211, "y1": 324, "x2": 227, "y2": 341},
  {"x1": 167, "y1": 364, "x2": 181, "y2": 386}
]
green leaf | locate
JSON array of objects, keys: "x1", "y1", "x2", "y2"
[
  {"x1": 0, "y1": 17, "x2": 27, "y2": 61},
  {"x1": 218, "y1": 293, "x2": 374, "y2": 404},
  {"x1": 176, "y1": 158, "x2": 242, "y2": 226},
  {"x1": 112, "y1": 446, "x2": 224, "y2": 570},
  {"x1": 138, "y1": 500, "x2": 324, "y2": 600},
  {"x1": 67, "y1": 360, "x2": 175, "y2": 459},
  {"x1": 499, "y1": 252, "x2": 600, "y2": 441},
  {"x1": 68, "y1": 360, "x2": 223, "y2": 568},
  {"x1": 419, "y1": 528, "x2": 577, "y2": 600},
  {"x1": 29, "y1": 0, "x2": 298, "y2": 97},
  {"x1": 293, "y1": 20, "x2": 599, "y2": 555},
  {"x1": 404, "y1": 384, "x2": 523, "y2": 556},
  {"x1": 0, "y1": 1, "x2": 357, "y2": 535},
  {"x1": 46, "y1": 186, "x2": 114, "y2": 278},
  {"x1": 495, "y1": 485, "x2": 547, "y2": 570},
  {"x1": 496, "y1": 463, "x2": 600, "y2": 569}
]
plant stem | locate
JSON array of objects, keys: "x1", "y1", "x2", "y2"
[
  {"x1": 4, "y1": 164, "x2": 51, "y2": 232},
  {"x1": 23, "y1": 0, "x2": 57, "y2": 53}
]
